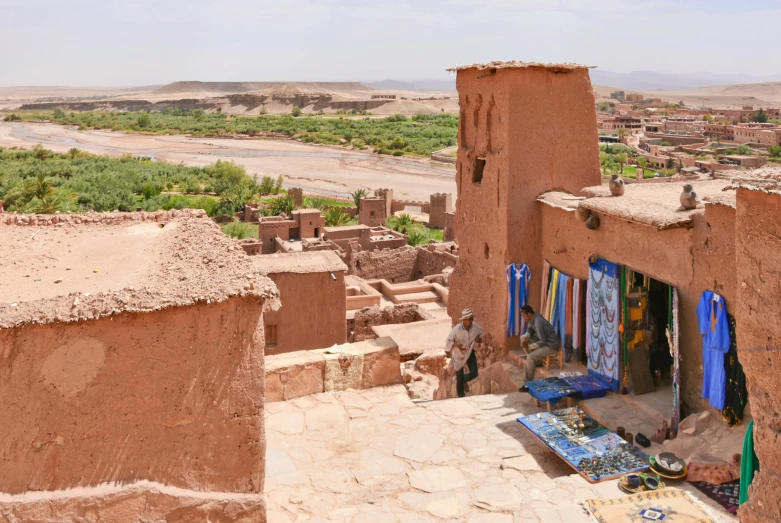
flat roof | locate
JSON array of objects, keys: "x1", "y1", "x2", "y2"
[
  {"x1": 0, "y1": 214, "x2": 277, "y2": 329},
  {"x1": 539, "y1": 179, "x2": 735, "y2": 229},
  {"x1": 252, "y1": 251, "x2": 347, "y2": 275},
  {"x1": 446, "y1": 61, "x2": 593, "y2": 72}
]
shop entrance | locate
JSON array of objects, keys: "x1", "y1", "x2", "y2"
[{"x1": 621, "y1": 268, "x2": 679, "y2": 436}]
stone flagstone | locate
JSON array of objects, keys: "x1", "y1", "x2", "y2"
[{"x1": 407, "y1": 465, "x2": 466, "y2": 492}]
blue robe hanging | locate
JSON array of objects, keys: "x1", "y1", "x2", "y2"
[{"x1": 506, "y1": 263, "x2": 531, "y2": 337}]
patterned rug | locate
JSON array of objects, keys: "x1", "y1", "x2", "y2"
[
  {"x1": 584, "y1": 490, "x2": 719, "y2": 522},
  {"x1": 689, "y1": 481, "x2": 740, "y2": 515}
]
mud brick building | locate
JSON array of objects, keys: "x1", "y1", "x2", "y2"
[
  {"x1": 0, "y1": 211, "x2": 278, "y2": 522},
  {"x1": 445, "y1": 60, "x2": 781, "y2": 521}
]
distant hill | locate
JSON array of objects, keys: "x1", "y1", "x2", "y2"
[
  {"x1": 590, "y1": 70, "x2": 781, "y2": 92},
  {"x1": 154, "y1": 81, "x2": 373, "y2": 95},
  {"x1": 367, "y1": 79, "x2": 456, "y2": 92}
]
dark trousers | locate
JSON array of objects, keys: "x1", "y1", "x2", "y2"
[{"x1": 456, "y1": 350, "x2": 479, "y2": 398}]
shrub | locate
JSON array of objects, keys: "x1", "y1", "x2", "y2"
[
  {"x1": 291, "y1": 106, "x2": 302, "y2": 117},
  {"x1": 269, "y1": 194, "x2": 296, "y2": 216},
  {"x1": 137, "y1": 113, "x2": 151, "y2": 128},
  {"x1": 392, "y1": 150, "x2": 404, "y2": 156},
  {"x1": 660, "y1": 141, "x2": 672, "y2": 147},
  {"x1": 324, "y1": 207, "x2": 350, "y2": 226},
  {"x1": 222, "y1": 221, "x2": 254, "y2": 239},
  {"x1": 769, "y1": 146, "x2": 781, "y2": 158}
]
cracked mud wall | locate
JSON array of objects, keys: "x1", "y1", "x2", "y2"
[
  {"x1": 734, "y1": 188, "x2": 781, "y2": 523},
  {"x1": 449, "y1": 66, "x2": 601, "y2": 365},
  {"x1": 0, "y1": 297, "x2": 267, "y2": 520}
]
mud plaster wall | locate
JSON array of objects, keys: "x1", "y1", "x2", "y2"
[
  {"x1": 0, "y1": 297, "x2": 266, "y2": 498},
  {"x1": 449, "y1": 67, "x2": 601, "y2": 361},
  {"x1": 347, "y1": 247, "x2": 418, "y2": 283},
  {"x1": 352, "y1": 303, "x2": 428, "y2": 342},
  {"x1": 264, "y1": 270, "x2": 346, "y2": 354},
  {"x1": 734, "y1": 189, "x2": 781, "y2": 523},
  {"x1": 539, "y1": 203, "x2": 737, "y2": 413},
  {"x1": 413, "y1": 248, "x2": 458, "y2": 281}
]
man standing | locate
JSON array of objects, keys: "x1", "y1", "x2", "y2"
[
  {"x1": 517, "y1": 305, "x2": 561, "y2": 393},
  {"x1": 445, "y1": 308, "x2": 483, "y2": 398}
]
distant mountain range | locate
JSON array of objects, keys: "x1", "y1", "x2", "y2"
[
  {"x1": 589, "y1": 70, "x2": 781, "y2": 92},
  {"x1": 368, "y1": 71, "x2": 781, "y2": 94},
  {"x1": 367, "y1": 79, "x2": 456, "y2": 92}
]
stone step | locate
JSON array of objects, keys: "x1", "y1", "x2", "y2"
[{"x1": 396, "y1": 291, "x2": 440, "y2": 304}]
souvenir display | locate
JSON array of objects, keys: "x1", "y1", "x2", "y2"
[
  {"x1": 518, "y1": 406, "x2": 649, "y2": 483},
  {"x1": 561, "y1": 374, "x2": 610, "y2": 399},
  {"x1": 526, "y1": 377, "x2": 577, "y2": 406},
  {"x1": 618, "y1": 472, "x2": 666, "y2": 495}
]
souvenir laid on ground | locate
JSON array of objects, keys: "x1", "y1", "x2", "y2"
[
  {"x1": 584, "y1": 490, "x2": 722, "y2": 523},
  {"x1": 689, "y1": 480, "x2": 740, "y2": 515},
  {"x1": 650, "y1": 455, "x2": 688, "y2": 480},
  {"x1": 518, "y1": 406, "x2": 649, "y2": 483},
  {"x1": 618, "y1": 472, "x2": 666, "y2": 495},
  {"x1": 526, "y1": 377, "x2": 577, "y2": 407},
  {"x1": 561, "y1": 374, "x2": 610, "y2": 399}
]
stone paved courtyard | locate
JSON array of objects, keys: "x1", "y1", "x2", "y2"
[{"x1": 264, "y1": 385, "x2": 737, "y2": 522}]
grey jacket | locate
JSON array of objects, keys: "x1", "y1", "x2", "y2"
[{"x1": 525, "y1": 313, "x2": 561, "y2": 350}]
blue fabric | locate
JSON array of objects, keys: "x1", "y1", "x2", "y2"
[
  {"x1": 697, "y1": 291, "x2": 730, "y2": 410},
  {"x1": 506, "y1": 263, "x2": 531, "y2": 337},
  {"x1": 552, "y1": 273, "x2": 569, "y2": 344}
]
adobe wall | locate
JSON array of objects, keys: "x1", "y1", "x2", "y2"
[
  {"x1": 0, "y1": 297, "x2": 266, "y2": 519},
  {"x1": 259, "y1": 220, "x2": 294, "y2": 254},
  {"x1": 347, "y1": 246, "x2": 419, "y2": 283},
  {"x1": 352, "y1": 303, "x2": 429, "y2": 342},
  {"x1": 358, "y1": 198, "x2": 388, "y2": 227},
  {"x1": 413, "y1": 246, "x2": 458, "y2": 280},
  {"x1": 449, "y1": 66, "x2": 601, "y2": 364},
  {"x1": 263, "y1": 270, "x2": 346, "y2": 354},
  {"x1": 428, "y1": 193, "x2": 453, "y2": 229},
  {"x1": 734, "y1": 188, "x2": 781, "y2": 523},
  {"x1": 538, "y1": 202, "x2": 737, "y2": 413}
]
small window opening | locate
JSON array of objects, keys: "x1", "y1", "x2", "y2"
[
  {"x1": 484, "y1": 243, "x2": 490, "y2": 259},
  {"x1": 473, "y1": 158, "x2": 486, "y2": 184}
]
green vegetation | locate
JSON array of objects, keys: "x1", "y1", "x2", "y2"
[
  {"x1": 660, "y1": 141, "x2": 673, "y2": 147},
  {"x1": 324, "y1": 207, "x2": 351, "y2": 226},
  {"x1": 351, "y1": 188, "x2": 368, "y2": 210},
  {"x1": 769, "y1": 146, "x2": 781, "y2": 158},
  {"x1": 221, "y1": 221, "x2": 257, "y2": 239},
  {"x1": 751, "y1": 108, "x2": 768, "y2": 123},
  {"x1": 10, "y1": 110, "x2": 459, "y2": 156},
  {"x1": 599, "y1": 143, "x2": 637, "y2": 176},
  {"x1": 736, "y1": 144, "x2": 753, "y2": 155},
  {"x1": 0, "y1": 145, "x2": 279, "y2": 217},
  {"x1": 386, "y1": 213, "x2": 441, "y2": 246}
]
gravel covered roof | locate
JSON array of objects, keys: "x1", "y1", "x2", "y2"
[
  {"x1": 0, "y1": 213, "x2": 278, "y2": 328},
  {"x1": 447, "y1": 61, "x2": 593, "y2": 72},
  {"x1": 539, "y1": 179, "x2": 733, "y2": 229},
  {"x1": 252, "y1": 251, "x2": 348, "y2": 275}
]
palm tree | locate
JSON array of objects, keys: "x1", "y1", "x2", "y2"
[
  {"x1": 407, "y1": 228, "x2": 430, "y2": 246},
  {"x1": 387, "y1": 213, "x2": 416, "y2": 234},
  {"x1": 304, "y1": 196, "x2": 330, "y2": 210},
  {"x1": 269, "y1": 194, "x2": 297, "y2": 216},
  {"x1": 324, "y1": 207, "x2": 350, "y2": 227},
  {"x1": 616, "y1": 153, "x2": 627, "y2": 174},
  {"x1": 351, "y1": 188, "x2": 368, "y2": 212},
  {"x1": 617, "y1": 128, "x2": 629, "y2": 144}
]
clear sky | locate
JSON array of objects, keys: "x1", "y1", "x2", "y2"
[{"x1": 2, "y1": 0, "x2": 780, "y2": 86}]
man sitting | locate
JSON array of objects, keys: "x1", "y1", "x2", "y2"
[{"x1": 517, "y1": 305, "x2": 561, "y2": 393}]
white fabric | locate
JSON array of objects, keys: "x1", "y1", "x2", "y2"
[{"x1": 445, "y1": 321, "x2": 483, "y2": 372}]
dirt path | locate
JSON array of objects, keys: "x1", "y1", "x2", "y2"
[{"x1": 0, "y1": 122, "x2": 457, "y2": 201}]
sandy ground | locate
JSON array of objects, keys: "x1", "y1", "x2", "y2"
[{"x1": 0, "y1": 122, "x2": 457, "y2": 201}]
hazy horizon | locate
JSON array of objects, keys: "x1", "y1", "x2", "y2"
[{"x1": 2, "y1": 0, "x2": 781, "y2": 86}]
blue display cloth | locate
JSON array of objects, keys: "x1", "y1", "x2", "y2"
[
  {"x1": 517, "y1": 407, "x2": 649, "y2": 483},
  {"x1": 526, "y1": 377, "x2": 577, "y2": 407},
  {"x1": 561, "y1": 375, "x2": 610, "y2": 400}
]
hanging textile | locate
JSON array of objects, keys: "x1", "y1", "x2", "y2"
[
  {"x1": 739, "y1": 419, "x2": 759, "y2": 505},
  {"x1": 697, "y1": 291, "x2": 730, "y2": 411},
  {"x1": 586, "y1": 258, "x2": 620, "y2": 391},
  {"x1": 541, "y1": 260, "x2": 551, "y2": 316},
  {"x1": 551, "y1": 272, "x2": 569, "y2": 342},
  {"x1": 505, "y1": 263, "x2": 531, "y2": 337},
  {"x1": 722, "y1": 314, "x2": 747, "y2": 427},
  {"x1": 671, "y1": 287, "x2": 680, "y2": 437}
]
